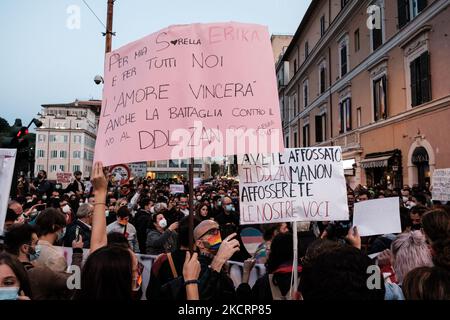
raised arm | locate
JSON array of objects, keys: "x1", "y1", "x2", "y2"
[{"x1": 90, "y1": 162, "x2": 108, "y2": 253}]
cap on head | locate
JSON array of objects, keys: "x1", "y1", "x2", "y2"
[{"x1": 194, "y1": 220, "x2": 219, "y2": 241}]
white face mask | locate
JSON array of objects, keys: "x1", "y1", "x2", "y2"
[
  {"x1": 62, "y1": 204, "x2": 71, "y2": 214},
  {"x1": 158, "y1": 218, "x2": 167, "y2": 229}
]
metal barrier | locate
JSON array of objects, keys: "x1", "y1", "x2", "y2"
[{"x1": 59, "y1": 247, "x2": 266, "y2": 300}]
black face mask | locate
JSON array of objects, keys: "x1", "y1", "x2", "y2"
[{"x1": 411, "y1": 224, "x2": 422, "y2": 231}]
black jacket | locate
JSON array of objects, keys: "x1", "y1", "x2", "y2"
[
  {"x1": 65, "y1": 179, "x2": 85, "y2": 194},
  {"x1": 215, "y1": 211, "x2": 240, "y2": 227},
  {"x1": 134, "y1": 209, "x2": 152, "y2": 254},
  {"x1": 34, "y1": 179, "x2": 53, "y2": 197},
  {"x1": 197, "y1": 253, "x2": 251, "y2": 301},
  {"x1": 251, "y1": 272, "x2": 294, "y2": 301},
  {"x1": 166, "y1": 208, "x2": 185, "y2": 226},
  {"x1": 146, "y1": 249, "x2": 187, "y2": 301}
]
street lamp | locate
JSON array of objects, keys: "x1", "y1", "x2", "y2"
[{"x1": 27, "y1": 118, "x2": 43, "y2": 130}]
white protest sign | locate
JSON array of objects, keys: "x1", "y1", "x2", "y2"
[
  {"x1": 238, "y1": 147, "x2": 349, "y2": 224},
  {"x1": 432, "y1": 169, "x2": 450, "y2": 202},
  {"x1": 129, "y1": 162, "x2": 147, "y2": 178},
  {"x1": 0, "y1": 149, "x2": 17, "y2": 234},
  {"x1": 193, "y1": 177, "x2": 202, "y2": 188},
  {"x1": 170, "y1": 184, "x2": 185, "y2": 194},
  {"x1": 353, "y1": 197, "x2": 401, "y2": 237}
]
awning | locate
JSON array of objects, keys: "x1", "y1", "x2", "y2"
[
  {"x1": 343, "y1": 159, "x2": 356, "y2": 170},
  {"x1": 360, "y1": 156, "x2": 391, "y2": 169}
]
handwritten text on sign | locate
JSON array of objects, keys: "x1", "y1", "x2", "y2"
[
  {"x1": 432, "y1": 169, "x2": 450, "y2": 202},
  {"x1": 238, "y1": 148, "x2": 349, "y2": 224},
  {"x1": 94, "y1": 22, "x2": 283, "y2": 166}
]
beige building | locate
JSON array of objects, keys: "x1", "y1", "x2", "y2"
[
  {"x1": 271, "y1": 34, "x2": 294, "y2": 63},
  {"x1": 146, "y1": 159, "x2": 211, "y2": 180},
  {"x1": 34, "y1": 100, "x2": 101, "y2": 181},
  {"x1": 278, "y1": 0, "x2": 450, "y2": 189}
]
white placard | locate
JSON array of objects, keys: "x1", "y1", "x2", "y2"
[
  {"x1": 432, "y1": 169, "x2": 450, "y2": 202},
  {"x1": 0, "y1": 149, "x2": 17, "y2": 234},
  {"x1": 238, "y1": 147, "x2": 349, "y2": 224},
  {"x1": 170, "y1": 184, "x2": 185, "y2": 194},
  {"x1": 353, "y1": 197, "x2": 401, "y2": 237},
  {"x1": 129, "y1": 162, "x2": 147, "y2": 178},
  {"x1": 193, "y1": 177, "x2": 202, "y2": 188}
]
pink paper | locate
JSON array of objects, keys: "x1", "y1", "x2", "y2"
[{"x1": 95, "y1": 22, "x2": 284, "y2": 166}]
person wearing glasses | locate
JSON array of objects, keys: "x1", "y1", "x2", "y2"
[
  {"x1": 193, "y1": 220, "x2": 254, "y2": 300},
  {"x1": 106, "y1": 206, "x2": 140, "y2": 253}
]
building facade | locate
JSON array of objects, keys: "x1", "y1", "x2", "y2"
[
  {"x1": 34, "y1": 100, "x2": 101, "y2": 180},
  {"x1": 278, "y1": 0, "x2": 450, "y2": 189},
  {"x1": 146, "y1": 159, "x2": 211, "y2": 180}
]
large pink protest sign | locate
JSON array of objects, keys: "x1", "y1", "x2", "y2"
[{"x1": 94, "y1": 22, "x2": 283, "y2": 166}]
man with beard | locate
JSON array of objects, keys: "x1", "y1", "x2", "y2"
[
  {"x1": 66, "y1": 171, "x2": 85, "y2": 196},
  {"x1": 31, "y1": 170, "x2": 53, "y2": 198}
]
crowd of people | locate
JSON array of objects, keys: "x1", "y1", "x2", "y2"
[{"x1": 0, "y1": 164, "x2": 448, "y2": 300}]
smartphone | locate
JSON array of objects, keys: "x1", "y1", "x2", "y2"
[
  {"x1": 35, "y1": 204, "x2": 47, "y2": 210},
  {"x1": 75, "y1": 226, "x2": 81, "y2": 242}
]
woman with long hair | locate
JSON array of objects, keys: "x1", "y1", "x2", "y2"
[
  {"x1": 0, "y1": 252, "x2": 31, "y2": 300},
  {"x1": 195, "y1": 203, "x2": 212, "y2": 221},
  {"x1": 75, "y1": 162, "x2": 200, "y2": 300}
]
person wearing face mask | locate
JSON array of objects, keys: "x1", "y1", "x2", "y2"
[
  {"x1": 194, "y1": 220, "x2": 252, "y2": 300},
  {"x1": 34, "y1": 208, "x2": 69, "y2": 272},
  {"x1": 78, "y1": 161, "x2": 201, "y2": 301},
  {"x1": 4, "y1": 223, "x2": 83, "y2": 300},
  {"x1": 63, "y1": 203, "x2": 93, "y2": 248},
  {"x1": 0, "y1": 252, "x2": 31, "y2": 300},
  {"x1": 59, "y1": 200, "x2": 73, "y2": 226},
  {"x1": 146, "y1": 211, "x2": 178, "y2": 255},
  {"x1": 31, "y1": 170, "x2": 53, "y2": 199},
  {"x1": 65, "y1": 171, "x2": 85, "y2": 197},
  {"x1": 215, "y1": 196, "x2": 239, "y2": 228},
  {"x1": 134, "y1": 197, "x2": 154, "y2": 254},
  {"x1": 106, "y1": 206, "x2": 140, "y2": 253},
  {"x1": 210, "y1": 195, "x2": 223, "y2": 219},
  {"x1": 178, "y1": 195, "x2": 190, "y2": 217},
  {"x1": 146, "y1": 215, "x2": 202, "y2": 301}
]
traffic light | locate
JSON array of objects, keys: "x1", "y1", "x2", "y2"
[
  {"x1": 1, "y1": 126, "x2": 29, "y2": 148},
  {"x1": 16, "y1": 127, "x2": 29, "y2": 138}
]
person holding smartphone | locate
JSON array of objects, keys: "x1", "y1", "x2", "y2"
[
  {"x1": 193, "y1": 220, "x2": 253, "y2": 300},
  {"x1": 64, "y1": 203, "x2": 93, "y2": 249}
]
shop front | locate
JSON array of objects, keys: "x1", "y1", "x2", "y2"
[{"x1": 360, "y1": 149, "x2": 403, "y2": 189}]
